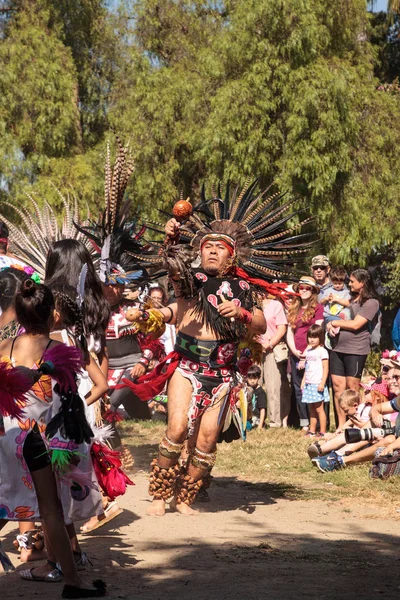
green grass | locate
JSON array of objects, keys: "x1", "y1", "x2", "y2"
[{"x1": 119, "y1": 420, "x2": 400, "y2": 507}]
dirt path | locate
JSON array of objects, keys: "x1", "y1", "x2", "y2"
[{"x1": 1, "y1": 471, "x2": 399, "y2": 600}]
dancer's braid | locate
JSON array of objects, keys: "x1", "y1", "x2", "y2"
[{"x1": 53, "y1": 291, "x2": 88, "y2": 360}]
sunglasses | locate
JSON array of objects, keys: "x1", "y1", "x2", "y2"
[
  {"x1": 382, "y1": 365, "x2": 390, "y2": 373},
  {"x1": 312, "y1": 265, "x2": 327, "y2": 271},
  {"x1": 298, "y1": 285, "x2": 312, "y2": 292},
  {"x1": 391, "y1": 374, "x2": 400, "y2": 382}
]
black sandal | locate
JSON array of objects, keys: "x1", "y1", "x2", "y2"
[{"x1": 61, "y1": 579, "x2": 106, "y2": 599}]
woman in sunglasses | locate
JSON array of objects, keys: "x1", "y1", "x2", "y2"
[
  {"x1": 287, "y1": 276, "x2": 324, "y2": 431},
  {"x1": 327, "y1": 269, "x2": 380, "y2": 429}
]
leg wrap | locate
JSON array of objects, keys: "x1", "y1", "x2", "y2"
[
  {"x1": 190, "y1": 447, "x2": 217, "y2": 471},
  {"x1": 148, "y1": 459, "x2": 180, "y2": 500},
  {"x1": 175, "y1": 471, "x2": 204, "y2": 505},
  {"x1": 159, "y1": 434, "x2": 184, "y2": 460},
  {"x1": 176, "y1": 447, "x2": 217, "y2": 505}
]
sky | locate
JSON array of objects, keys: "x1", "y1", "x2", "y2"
[{"x1": 370, "y1": 0, "x2": 388, "y2": 11}]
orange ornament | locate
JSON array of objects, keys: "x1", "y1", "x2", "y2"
[{"x1": 172, "y1": 197, "x2": 192, "y2": 220}]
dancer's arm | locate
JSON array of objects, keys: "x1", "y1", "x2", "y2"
[{"x1": 84, "y1": 355, "x2": 108, "y2": 406}]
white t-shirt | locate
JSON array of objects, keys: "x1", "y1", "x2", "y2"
[{"x1": 304, "y1": 346, "x2": 329, "y2": 385}]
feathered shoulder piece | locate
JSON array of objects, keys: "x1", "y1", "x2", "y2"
[{"x1": 127, "y1": 179, "x2": 316, "y2": 298}]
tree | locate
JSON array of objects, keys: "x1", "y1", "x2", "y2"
[
  {"x1": 0, "y1": 1, "x2": 125, "y2": 212},
  {"x1": 109, "y1": 0, "x2": 400, "y2": 291},
  {"x1": 0, "y1": 4, "x2": 82, "y2": 197}
]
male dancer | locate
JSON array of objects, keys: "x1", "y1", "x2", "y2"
[
  {"x1": 123, "y1": 181, "x2": 314, "y2": 515},
  {"x1": 146, "y1": 218, "x2": 266, "y2": 515}
]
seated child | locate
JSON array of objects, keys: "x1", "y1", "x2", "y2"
[
  {"x1": 322, "y1": 266, "x2": 351, "y2": 349},
  {"x1": 246, "y1": 365, "x2": 267, "y2": 430},
  {"x1": 308, "y1": 389, "x2": 374, "y2": 460}
]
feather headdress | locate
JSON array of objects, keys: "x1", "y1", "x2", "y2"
[
  {"x1": 0, "y1": 187, "x2": 94, "y2": 280},
  {"x1": 127, "y1": 179, "x2": 316, "y2": 296},
  {"x1": 75, "y1": 137, "x2": 146, "y2": 285}
]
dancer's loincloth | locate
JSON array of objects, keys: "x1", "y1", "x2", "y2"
[
  {"x1": 174, "y1": 333, "x2": 238, "y2": 436},
  {"x1": 119, "y1": 332, "x2": 244, "y2": 438},
  {"x1": 177, "y1": 358, "x2": 234, "y2": 436}
]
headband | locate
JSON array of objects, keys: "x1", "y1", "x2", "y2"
[{"x1": 200, "y1": 233, "x2": 236, "y2": 256}]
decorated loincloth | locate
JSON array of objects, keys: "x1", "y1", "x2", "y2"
[{"x1": 120, "y1": 332, "x2": 245, "y2": 438}]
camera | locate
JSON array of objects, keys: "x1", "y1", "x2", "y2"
[{"x1": 344, "y1": 425, "x2": 395, "y2": 444}]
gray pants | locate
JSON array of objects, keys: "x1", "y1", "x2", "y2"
[{"x1": 262, "y1": 351, "x2": 291, "y2": 427}]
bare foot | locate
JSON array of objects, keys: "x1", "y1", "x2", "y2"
[
  {"x1": 146, "y1": 499, "x2": 166, "y2": 516},
  {"x1": 20, "y1": 547, "x2": 47, "y2": 563},
  {"x1": 80, "y1": 514, "x2": 105, "y2": 533},
  {"x1": 170, "y1": 499, "x2": 199, "y2": 516}
]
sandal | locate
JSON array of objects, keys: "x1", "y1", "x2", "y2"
[
  {"x1": 62, "y1": 579, "x2": 106, "y2": 599},
  {"x1": 80, "y1": 502, "x2": 123, "y2": 534},
  {"x1": 20, "y1": 561, "x2": 63, "y2": 582},
  {"x1": 13, "y1": 527, "x2": 47, "y2": 562}
]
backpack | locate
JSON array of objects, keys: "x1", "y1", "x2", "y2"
[{"x1": 369, "y1": 309, "x2": 382, "y2": 348}]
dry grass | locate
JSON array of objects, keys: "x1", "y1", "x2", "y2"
[{"x1": 119, "y1": 421, "x2": 400, "y2": 506}]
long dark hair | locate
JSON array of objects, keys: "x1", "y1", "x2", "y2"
[
  {"x1": 15, "y1": 280, "x2": 54, "y2": 334},
  {"x1": 351, "y1": 269, "x2": 379, "y2": 306},
  {"x1": 45, "y1": 239, "x2": 110, "y2": 342},
  {"x1": 52, "y1": 283, "x2": 89, "y2": 362},
  {"x1": 0, "y1": 267, "x2": 29, "y2": 312}
]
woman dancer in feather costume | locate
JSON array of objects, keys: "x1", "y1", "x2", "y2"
[{"x1": 0, "y1": 279, "x2": 106, "y2": 598}]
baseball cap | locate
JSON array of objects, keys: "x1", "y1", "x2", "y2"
[{"x1": 311, "y1": 255, "x2": 330, "y2": 268}]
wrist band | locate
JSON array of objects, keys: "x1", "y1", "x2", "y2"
[
  {"x1": 164, "y1": 306, "x2": 174, "y2": 324},
  {"x1": 142, "y1": 349, "x2": 154, "y2": 361},
  {"x1": 139, "y1": 357, "x2": 150, "y2": 367},
  {"x1": 238, "y1": 308, "x2": 253, "y2": 325}
]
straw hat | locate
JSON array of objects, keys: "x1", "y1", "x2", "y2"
[{"x1": 292, "y1": 276, "x2": 320, "y2": 295}]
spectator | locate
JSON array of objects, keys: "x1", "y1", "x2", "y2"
[
  {"x1": 392, "y1": 308, "x2": 400, "y2": 351},
  {"x1": 246, "y1": 365, "x2": 267, "y2": 430},
  {"x1": 308, "y1": 389, "x2": 373, "y2": 461},
  {"x1": 287, "y1": 276, "x2": 324, "y2": 430},
  {"x1": 258, "y1": 294, "x2": 291, "y2": 428},
  {"x1": 149, "y1": 284, "x2": 176, "y2": 355},
  {"x1": 301, "y1": 324, "x2": 329, "y2": 437},
  {"x1": 311, "y1": 255, "x2": 332, "y2": 302},
  {"x1": 311, "y1": 359, "x2": 399, "y2": 473},
  {"x1": 322, "y1": 266, "x2": 351, "y2": 350},
  {"x1": 0, "y1": 221, "x2": 26, "y2": 269},
  {"x1": 327, "y1": 269, "x2": 380, "y2": 429}
]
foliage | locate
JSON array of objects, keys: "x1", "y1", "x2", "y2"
[{"x1": 0, "y1": 5, "x2": 81, "y2": 187}]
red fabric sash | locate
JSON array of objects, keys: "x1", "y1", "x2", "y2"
[
  {"x1": 116, "y1": 351, "x2": 180, "y2": 401},
  {"x1": 234, "y1": 267, "x2": 295, "y2": 300}
]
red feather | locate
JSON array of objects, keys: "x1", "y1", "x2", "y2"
[
  {"x1": 234, "y1": 266, "x2": 295, "y2": 301},
  {"x1": 103, "y1": 408, "x2": 123, "y2": 423},
  {"x1": 42, "y1": 345, "x2": 84, "y2": 392},
  {"x1": 0, "y1": 362, "x2": 32, "y2": 419},
  {"x1": 138, "y1": 334, "x2": 165, "y2": 361},
  {"x1": 91, "y1": 441, "x2": 134, "y2": 500}
]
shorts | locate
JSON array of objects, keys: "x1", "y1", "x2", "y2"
[
  {"x1": 23, "y1": 424, "x2": 51, "y2": 472},
  {"x1": 329, "y1": 351, "x2": 367, "y2": 379}
]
